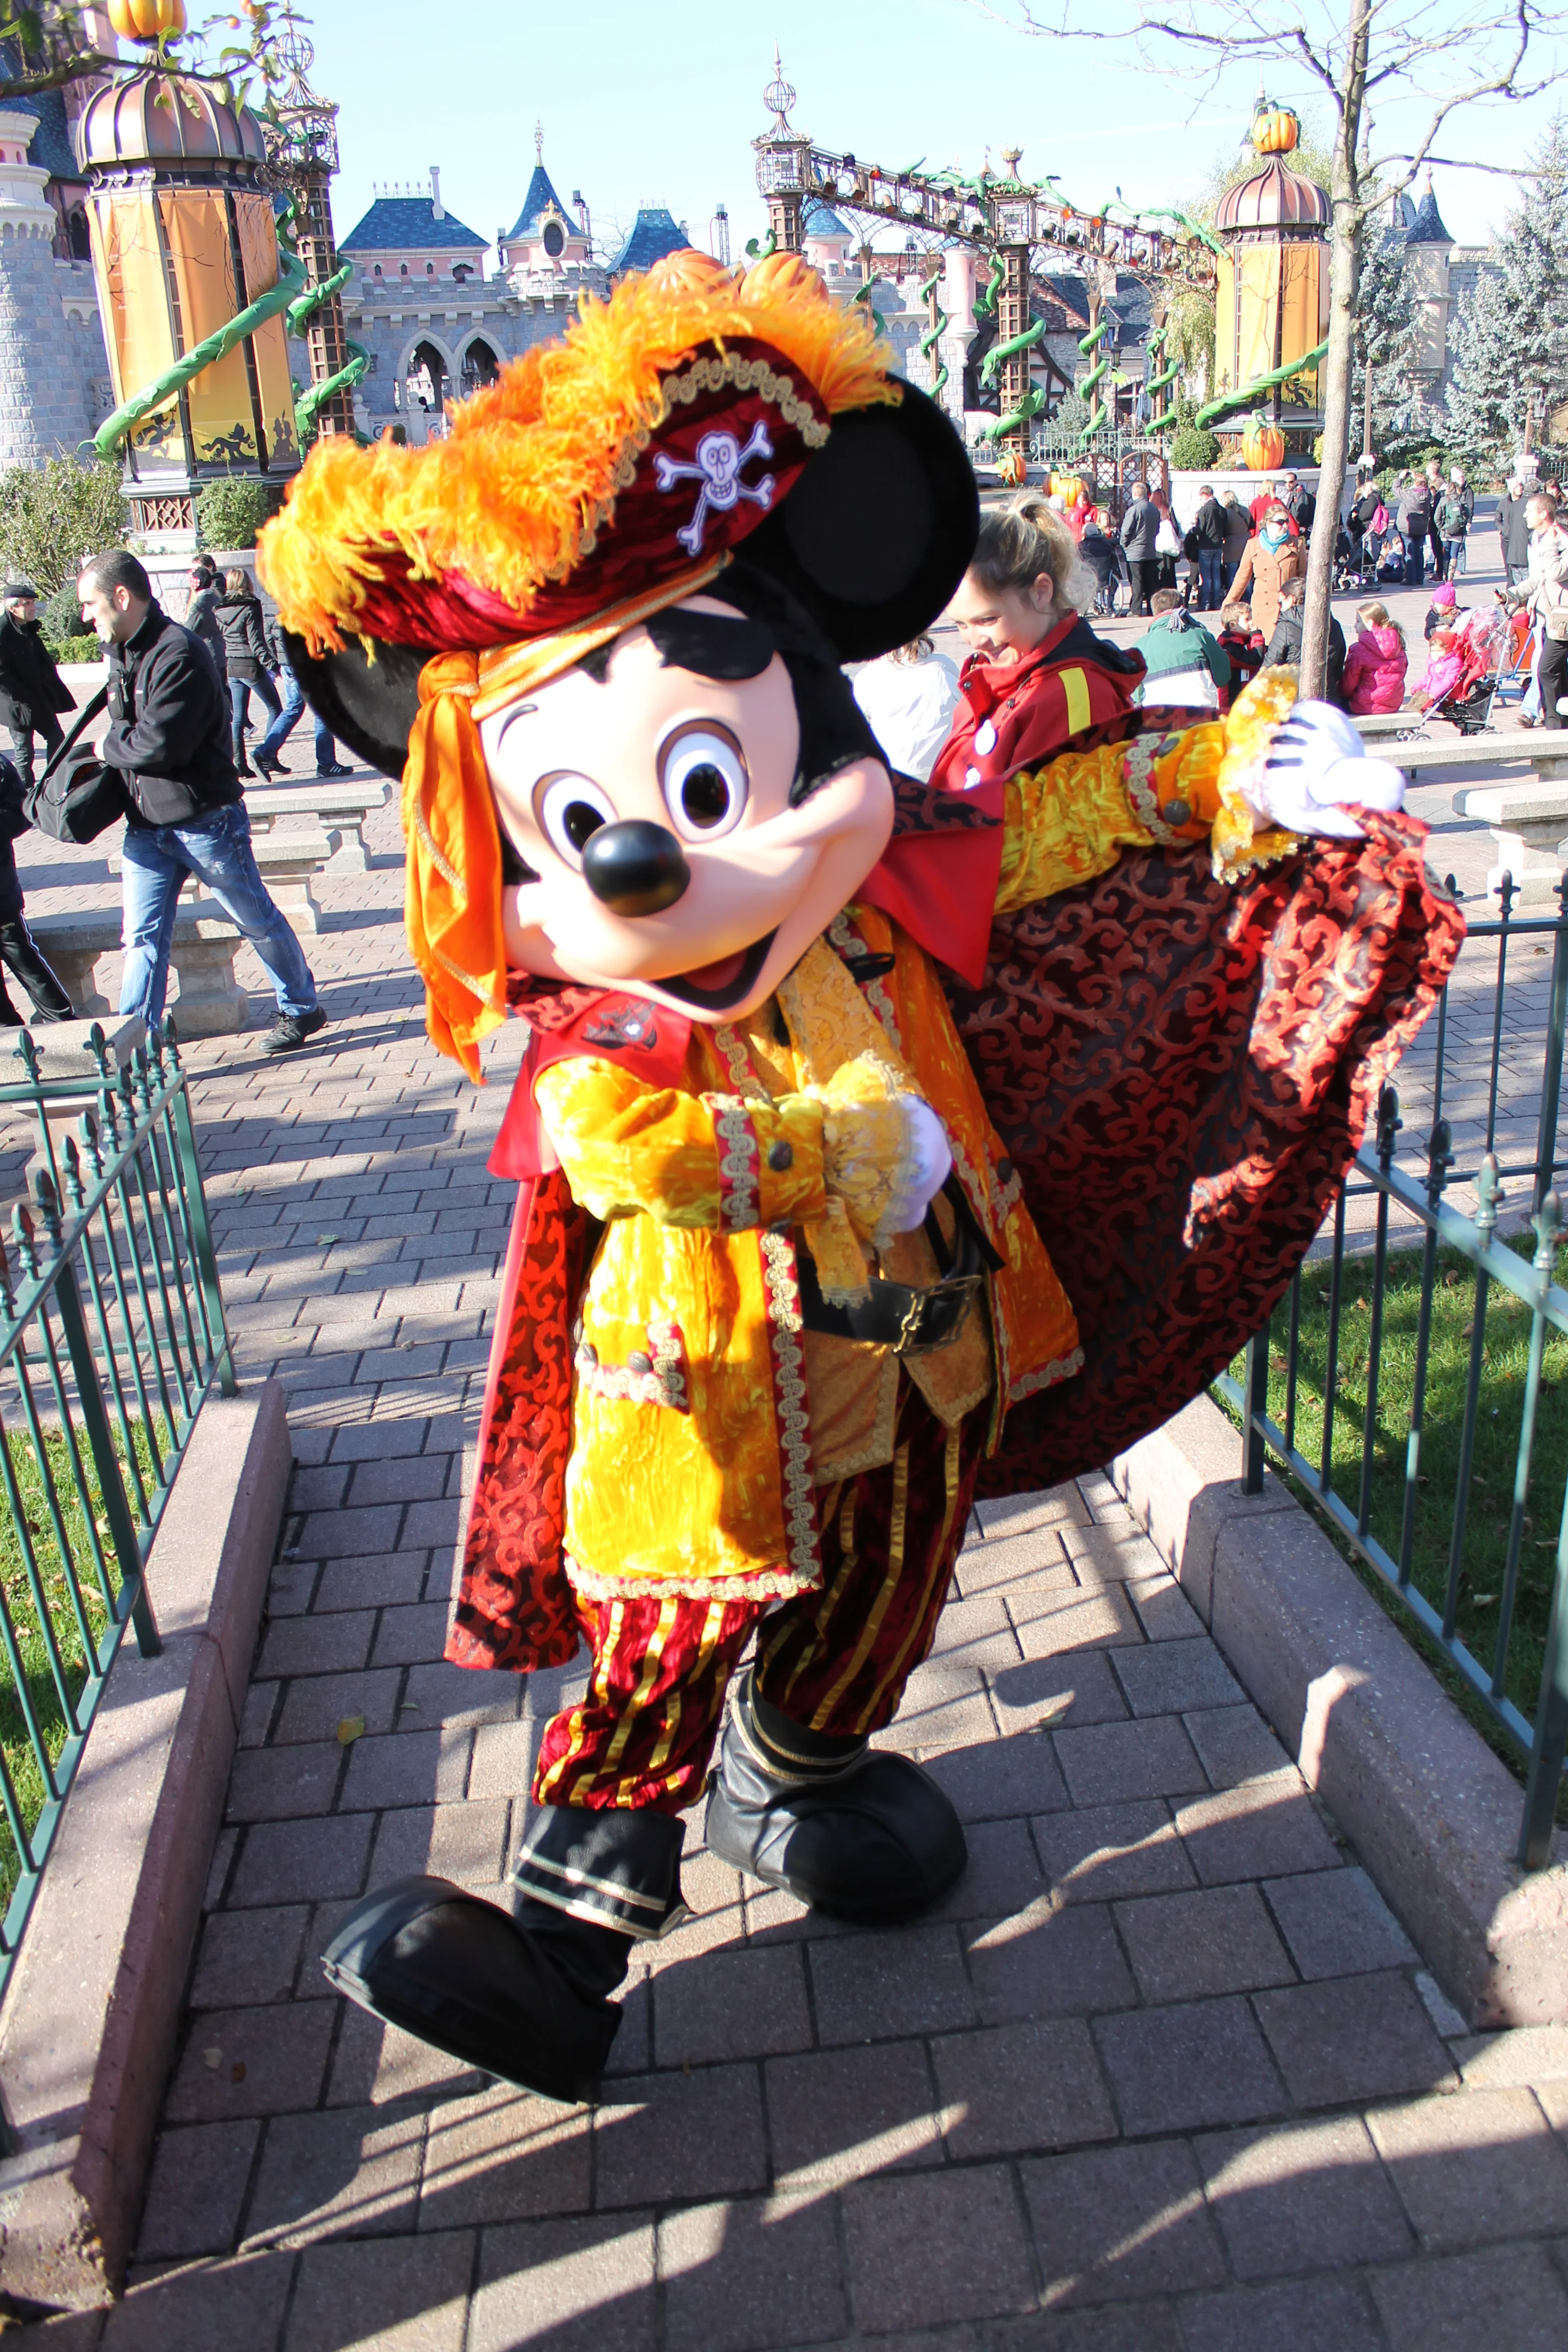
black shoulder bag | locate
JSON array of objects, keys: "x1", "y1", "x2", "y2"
[{"x1": 25, "y1": 686, "x2": 128, "y2": 845}]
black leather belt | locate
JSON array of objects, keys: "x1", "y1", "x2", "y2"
[{"x1": 797, "y1": 1177, "x2": 1000, "y2": 1357}]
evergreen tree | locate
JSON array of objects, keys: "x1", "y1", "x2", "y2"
[
  {"x1": 1445, "y1": 116, "x2": 1568, "y2": 468},
  {"x1": 1349, "y1": 218, "x2": 1423, "y2": 463}
]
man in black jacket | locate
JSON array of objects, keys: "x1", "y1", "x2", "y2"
[
  {"x1": 0, "y1": 577, "x2": 75, "y2": 793},
  {"x1": 1191, "y1": 484, "x2": 1226, "y2": 611},
  {"x1": 78, "y1": 551, "x2": 326, "y2": 1054},
  {"x1": 1281, "y1": 473, "x2": 1316, "y2": 540},
  {"x1": 1499, "y1": 477, "x2": 1533, "y2": 588},
  {"x1": 184, "y1": 559, "x2": 227, "y2": 684},
  {"x1": 1119, "y1": 482, "x2": 1161, "y2": 615}
]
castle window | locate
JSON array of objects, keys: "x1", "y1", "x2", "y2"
[
  {"x1": 426, "y1": 261, "x2": 435, "y2": 276},
  {"x1": 542, "y1": 218, "x2": 566, "y2": 259},
  {"x1": 453, "y1": 264, "x2": 471, "y2": 282},
  {"x1": 374, "y1": 264, "x2": 383, "y2": 278},
  {"x1": 68, "y1": 208, "x2": 90, "y2": 261},
  {"x1": 400, "y1": 263, "x2": 409, "y2": 277}
]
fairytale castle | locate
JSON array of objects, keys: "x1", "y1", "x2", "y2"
[{"x1": 0, "y1": 54, "x2": 1491, "y2": 476}]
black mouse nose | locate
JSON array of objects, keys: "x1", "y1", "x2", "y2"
[{"x1": 580, "y1": 820, "x2": 690, "y2": 916}]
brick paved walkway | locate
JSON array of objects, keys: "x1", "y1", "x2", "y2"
[{"x1": 15, "y1": 551, "x2": 1568, "y2": 2348}]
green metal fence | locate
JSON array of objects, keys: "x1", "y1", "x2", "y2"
[
  {"x1": 0, "y1": 1023, "x2": 232, "y2": 1996},
  {"x1": 1216, "y1": 877, "x2": 1568, "y2": 1869}
]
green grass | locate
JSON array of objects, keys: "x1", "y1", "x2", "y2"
[
  {"x1": 0, "y1": 1414, "x2": 166, "y2": 1919},
  {"x1": 1221, "y1": 1234, "x2": 1568, "y2": 1815}
]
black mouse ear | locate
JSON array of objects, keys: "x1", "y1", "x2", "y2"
[
  {"x1": 740, "y1": 378, "x2": 978, "y2": 661},
  {"x1": 284, "y1": 630, "x2": 425, "y2": 780}
]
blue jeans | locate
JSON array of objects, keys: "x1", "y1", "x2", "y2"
[
  {"x1": 258, "y1": 657, "x2": 338, "y2": 771},
  {"x1": 1404, "y1": 539, "x2": 1425, "y2": 588},
  {"x1": 118, "y1": 802, "x2": 319, "y2": 1031},
  {"x1": 228, "y1": 672, "x2": 281, "y2": 769},
  {"x1": 1197, "y1": 549, "x2": 1223, "y2": 610}
]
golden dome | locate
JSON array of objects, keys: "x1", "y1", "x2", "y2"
[
  {"x1": 1215, "y1": 159, "x2": 1330, "y2": 235},
  {"x1": 75, "y1": 68, "x2": 268, "y2": 172}
]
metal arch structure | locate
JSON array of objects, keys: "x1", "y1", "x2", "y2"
[{"x1": 761, "y1": 139, "x2": 1218, "y2": 462}]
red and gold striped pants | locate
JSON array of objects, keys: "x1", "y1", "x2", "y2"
[{"x1": 533, "y1": 1384, "x2": 987, "y2": 1815}]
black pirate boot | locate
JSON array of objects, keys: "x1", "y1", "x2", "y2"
[
  {"x1": 705, "y1": 1672, "x2": 966, "y2": 1924},
  {"x1": 322, "y1": 1808, "x2": 686, "y2": 2103}
]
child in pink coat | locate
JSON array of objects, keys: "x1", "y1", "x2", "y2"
[{"x1": 1341, "y1": 602, "x2": 1409, "y2": 715}]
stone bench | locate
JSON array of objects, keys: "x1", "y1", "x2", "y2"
[
  {"x1": 28, "y1": 906, "x2": 249, "y2": 1036},
  {"x1": 106, "y1": 830, "x2": 334, "y2": 933},
  {"x1": 244, "y1": 778, "x2": 391, "y2": 875},
  {"x1": 1451, "y1": 779, "x2": 1568, "y2": 906}
]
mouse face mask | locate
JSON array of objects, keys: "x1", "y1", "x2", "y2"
[{"x1": 258, "y1": 249, "x2": 978, "y2": 1072}]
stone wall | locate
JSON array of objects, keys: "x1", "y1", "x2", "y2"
[{"x1": 0, "y1": 218, "x2": 112, "y2": 467}]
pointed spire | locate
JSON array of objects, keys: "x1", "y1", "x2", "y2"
[{"x1": 535, "y1": 119, "x2": 545, "y2": 165}]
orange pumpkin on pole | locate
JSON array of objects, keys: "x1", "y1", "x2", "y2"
[
  {"x1": 1252, "y1": 106, "x2": 1300, "y2": 155},
  {"x1": 1242, "y1": 413, "x2": 1287, "y2": 472},
  {"x1": 107, "y1": 0, "x2": 187, "y2": 40}
]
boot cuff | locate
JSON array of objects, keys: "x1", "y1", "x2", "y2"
[{"x1": 513, "y1": 1805, "x2": 688, "y2": 1940}]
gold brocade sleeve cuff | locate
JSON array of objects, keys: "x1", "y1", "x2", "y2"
[
  {"x1": 994, "y1": 672, "x2": 1307, "y2": 914},
  {"x1": 535, "y1": 1057, "x2": 827, "y2": 1231}
]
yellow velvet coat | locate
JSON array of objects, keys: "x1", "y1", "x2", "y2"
[{"x1": 533, "y1": 712, "x2": 1278, "y2": 1607}]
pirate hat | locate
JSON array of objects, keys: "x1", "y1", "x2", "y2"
[{"x1": 259, "y1": 249, "x2": 977, "y2": 1076}]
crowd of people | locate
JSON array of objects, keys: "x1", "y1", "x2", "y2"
[{"x1": 848, "y1": 458, "x2": 1568, "y2": 786}]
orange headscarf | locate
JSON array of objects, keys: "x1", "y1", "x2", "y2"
[{"x1": 402, "y1": 655, "x2": 505, "y2": 1083}]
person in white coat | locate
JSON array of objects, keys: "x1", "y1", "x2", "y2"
[{"x1": 851, "y1": 635, "x2": 961, "y2": 782}]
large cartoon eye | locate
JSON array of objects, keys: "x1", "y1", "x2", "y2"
[
  {"x1": 537, "y1": 774, "x2": 618, "y2": 868},
  {"x1": 660, "y1": 724, "x2": 749, "y2": 842}
]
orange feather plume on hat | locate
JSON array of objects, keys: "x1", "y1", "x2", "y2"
[
  {"x1": 258, "y1": 249, "x2": 895, "y2": 652},
  {"x1": 255, "y1": 249, "x2": 898, "y2": 1085}
]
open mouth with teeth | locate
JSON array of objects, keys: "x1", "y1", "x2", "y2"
[{"x1": 657, "y1": 930, "x2": 778, "y2": 1011}]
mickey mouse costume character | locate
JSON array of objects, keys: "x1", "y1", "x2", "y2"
[{"x1": 259, "y1": 252, "x2": 1463, "y2": 2105}]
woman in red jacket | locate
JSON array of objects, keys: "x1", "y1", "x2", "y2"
[{"x1": 931, "y1": 496, "x2": 1146, "y2": 796}]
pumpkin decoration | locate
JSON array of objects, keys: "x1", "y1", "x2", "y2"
[
  {"x1": 1252, "y1": 106, "x2": 1300, "y2": 155},
  {"x1": 1048, "y1": 470, "x2": 1086, "y2": 506},
  {"x1": 1242, "y1": 413, "x2": 1287, "y2": 472},
  {"x1": 997, "y1": 445, "x2": 1027, "y2": 488},
  {"x1": 107, "y1": 0, "x2": 187, "y2": 38}
]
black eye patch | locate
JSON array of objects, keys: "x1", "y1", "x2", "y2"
[
  {"x1": 644, "y1": 605, "x2": 776, "y2": 680},
  {"x1": 499, "y1": 829, "x2": 539, "y2": 885}
]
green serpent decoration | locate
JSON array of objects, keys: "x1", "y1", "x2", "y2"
[
  {"x1": 980, "y1": 315, "x2": 1044, "y2": 388},
  {"x1": 94, "y1": 204, "x2": 369, "y2": 462},
  {"x1": 1139, "y1": 323, "x2": 1182, "y2": 435},
  {"x1": 1076, "y1": 314, "x2": 1111, "y2": 444},
  {"x1": 918, "y1": 259, "x2": 949, "y2": 400},
  {"x1": 1194, "y1": 337, "x2": 1330, "y2": 429},
  {"x1": 973, "y1": 251, "x2": 1005, "y2": 319},
  {"x1": 744, "y1": 229, "x2": 778, "y2": 262},
  {"x1": 979, "y1": 386, "x2": 1046, "y2": 442}
]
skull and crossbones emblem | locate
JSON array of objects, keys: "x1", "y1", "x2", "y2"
[{"x1": 653, "y1": 423, "x2": 776, "y2": 557}]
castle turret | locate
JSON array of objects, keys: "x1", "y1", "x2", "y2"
[{"x1": 0, "y1": 106, "x2": 80, "y2": 465}]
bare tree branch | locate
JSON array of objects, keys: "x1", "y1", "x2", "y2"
[{"x1": 966, "y1": 0, "x2": 1568, "y2": 693}]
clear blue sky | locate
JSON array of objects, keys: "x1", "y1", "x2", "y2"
[{"x1": 301, "y1": 0, "x2": 1564, "y2": 265}]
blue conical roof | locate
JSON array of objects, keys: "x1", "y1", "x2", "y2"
[
  {"x1": 605, "y1": 206, "x2": 688, "y2": 276},
  {"x1": 1406, "y1": 182, "x2": 1452, "y2": 245},
  {"x1": 803, "y1": 198, "x2": 851, "y2": 239},
  {"x1": 507, "y1": 161, "x2": 575, "y2": 242}
]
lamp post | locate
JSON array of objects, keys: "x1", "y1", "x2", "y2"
[
  {"x1": 265, "y1": 11, "x2": 355, "y2": 441},
  {"x1": 752, "y1": 49, "x2": 812, "y2": 255}
]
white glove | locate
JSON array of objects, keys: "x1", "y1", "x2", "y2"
[
  {"x1": 881, "y1": 1097, "x2": 953, "y2": 1240},
  {"x1": 1249, "y1": 699, "x2": 1406, "y2": 841}
]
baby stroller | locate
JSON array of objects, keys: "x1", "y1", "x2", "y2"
[
  {"x1": 1413, "y1": 605, "x2": 1512, "y2": 735},
  {"x1": 1493, "y1": 608, "x2": 1536, "y2": 709}
]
